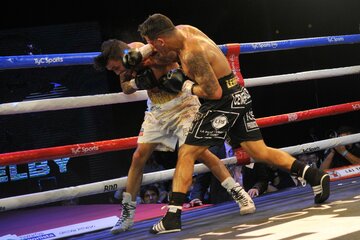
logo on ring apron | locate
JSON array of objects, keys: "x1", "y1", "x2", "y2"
[{"x1": 211, "y1": 114, "x2": 228, "y2": 130}]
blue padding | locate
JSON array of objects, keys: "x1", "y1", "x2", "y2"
[
  {"x1": 1, "y1": 34, "x2": 359, "y2": 70},
  {"x1": 218, "y1": 45, "x2": 228, "y2": 55},
  {"x1": 240, "y1": 34, "x2": 360, "y2": 54},
  {"x1": 0, "y1": 52, "x2": 99, "y2": 70}
]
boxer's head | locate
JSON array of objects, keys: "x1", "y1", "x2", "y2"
[
  {"x1": 94, "y1": 39, "x2": 130, "y2": 75},
  {"x1": 138, "y1": 14, "x2": 176, "y2": 55}
]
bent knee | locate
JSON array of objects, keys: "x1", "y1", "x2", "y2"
[
  {"x1": 178, "y1": 146, "x2": 205, "y2": 164},
  {"x1": 178, "y1": 150, "x2": 192, "y2": 163},
  {"x1": 132, "y1": 150, "x2": 148, "y2": 166}
]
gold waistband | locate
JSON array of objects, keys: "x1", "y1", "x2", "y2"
[{"x1": 148, "y1": 89, "x2": 179, "y2": 104}]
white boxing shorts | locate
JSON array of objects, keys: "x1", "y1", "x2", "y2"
[{"x1": 138, "y1": 92, "x2": 200, "y2": 151}]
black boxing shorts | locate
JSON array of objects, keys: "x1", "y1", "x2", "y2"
[{"x1": 185, "y1": 73, "x2": 263, "y2": 147}]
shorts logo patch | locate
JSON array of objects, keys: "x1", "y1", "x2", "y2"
[
  {"x1": 211, "y1": 114, "x2": 228, "y2": 130},
  {"x1": 231, "y1": 88, "x2": 251, "y2": 108},
  {"x1": 193, "y1": 112, "x2": 204, "y2": 122},
  {"x1": 188, "y1": 112, "x2": 204, "y2": 134},
  {"x1": 244, "y1": 110, "x2": 259, "y2": 131},
  {"x1": 192, "y1": 110, "x2": 239, "y2": 140}
]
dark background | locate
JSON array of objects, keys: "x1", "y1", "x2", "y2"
[{"x1": 0, "y1": 0, "x2": 359, "y2": 198}]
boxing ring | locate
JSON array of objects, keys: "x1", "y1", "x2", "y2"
[{"x1": 1, "y1": 34, "x2": 360, "y2": 240}]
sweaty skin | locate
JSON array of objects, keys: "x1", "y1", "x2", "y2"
[
  {"x1": 105, "y1": 40, "x2": 232, "y2": 201},
  {"x1": 144, "y1": 24, "x2": 297, "y2": 194},
  {"x1": 145, "y1": 25, "x2": 231, "y2": 100},
  {"x1": 177, "y1": 25, "x2": 230, "y2": 99}
]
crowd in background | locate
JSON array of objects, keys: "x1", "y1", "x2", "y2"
[{"x1": 107, "y1": 124, "x2": 359, "y2": 207}]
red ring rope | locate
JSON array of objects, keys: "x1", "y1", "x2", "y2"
[
  {"x1": 0, "y1": 101, "x2": 358, "y2": 166},
  {"x1": 257, "y1": 101, "x2": 360, "y2": 127}
]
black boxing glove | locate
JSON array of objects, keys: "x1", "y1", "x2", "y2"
[
  {"x1": 122, "y1": 49, "x2": 142, "y2": 69},
  {"x1": 122, "y1": 44, "x2": 153, "y2": 69},
  {"x1": 158, "y1": 68, "x2": 195, "y2": 94},
  {"x1": 129, "y1": 68, "x2": 158, "y2": 90}
]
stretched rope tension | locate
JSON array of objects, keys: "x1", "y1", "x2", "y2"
[
  {"x1": 0, "y1": 133, "x2": 359, "y2": 212},
  {"x1": 1, "y1": 66, "x2": 359, "y2": 115},
  {"x1": 1, "y1": 101, "x2": 359, "y2": 166},
  {"x1": 0, "y1": 34, "x2": 359, "y2": 212},
  {"x1": 0, "y1": 34, "x2": 359, "y2": 70}
]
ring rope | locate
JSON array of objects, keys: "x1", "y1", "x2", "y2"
[
  {"x1": 221, "y1": 34, "x2": 360, "y2": 55},
  {"x1": 0, "y1": 137, "x2": 138, "y2": 166},
  {"x1": 1, "y1": 65, "x2": 359, "y2": 115},
  {"x1": 1, "y1": 34, "x2": 359, "y2": 213},
  {"x1": 244, "y1": 65, "x2": 360, "y2": 87},
  {"x1": 256, "y1": 101, "x2": 360, "y2": 128},
  {"x1": 1, "y1": 101, "x2": 359, "y2": 165},
  {"x1": 1, "y1": 133, "x2": 359, "y2": 212},
  {"x1": 0, "y1": 34, "x2": 359, "y2": 70}
]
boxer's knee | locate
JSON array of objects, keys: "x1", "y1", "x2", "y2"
[
  {"x1": 132, "y1": 145, "x2": 153, "y2": 166},
  {"x1": 178, "y1": 144, "x2": 206, "y2": 164}
]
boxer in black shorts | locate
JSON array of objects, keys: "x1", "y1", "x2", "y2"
[
  {"x1": 185, "y1": 73, "x2": 263, "y2": 147},
  {"x1": 139, "y1": 13, "x2": 330, "y2": 234},
  {"x1": 95, "y1": 39, "x2": 254, "y2": 234}
]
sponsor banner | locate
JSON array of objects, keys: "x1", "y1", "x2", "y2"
[
  {"x1": 0, "y1": 234, "x2": 20, "y2": 240},
  {"x1": 326, "y1": 164, "x2": 360, "y2": 181},
  {"x1": 18, "y1": 216, "x2": 118, "y2": 240}
]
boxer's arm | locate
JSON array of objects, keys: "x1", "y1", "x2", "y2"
[
  {"x1": 120, "y1": 42, "x2": 147, "y2": 94},
  {"x1": 149, "y1": 51, "x2": 178, "y2": 66},
  {"x1": 120, "y1": 71, "x2": 137, "y2": 94},
  {"x1": 184, "y1": 49, "x2": 222, "y2": 100},
  {"x1": 122, "y1": 44, "x2": 154, "y2": 69},
  {"x1": 157, "y1": 68, "x2": 191, "y2": 93}
]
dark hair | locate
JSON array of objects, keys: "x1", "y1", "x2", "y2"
[
  {"x1": 140, "y1": 185, "x2": 160, "y2": 199},
  {"x1": 138, "y1": 13, "x2": 175, "y2": 40},
  {"x1": 93, "y1": 39, "x2": 129, "y2": 71},
  {"x1": 337, "y1": 125, "x2": 357, "y2": 135}
]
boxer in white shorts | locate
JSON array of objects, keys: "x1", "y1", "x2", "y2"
[
  {"x1": 94, "y1": 39, "x2": 240, "y2": 234},
  {"x1": 139, "y1": 91, "x2": 200, "y2": 152}
]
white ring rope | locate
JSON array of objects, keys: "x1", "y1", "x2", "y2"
[
  {"x1": 0, "y1": 91, "x2": 149, "y2": 115},
  {"x1": 1, "y1": 65, "x2": 359, "y2": 115},
  {"x1": 244, "y1": 65, "x2": 360, "y2": 87},
  {"x1": 1, "y1": 133, "x2": 359, "y2": 212}
]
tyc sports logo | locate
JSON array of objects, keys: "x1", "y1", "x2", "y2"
[
  {"x1": 71, "y1": 145, "x2": 99, "y2": 155},
  {"x1": 34, "y1": 57, "x2": 64, "y2": 65},
  {"x1": 251, "y1": 42, "x2": 278, "y2": 50},
  {"x1": 327, "y1": 36, "x2": 345, "y2": 43}
]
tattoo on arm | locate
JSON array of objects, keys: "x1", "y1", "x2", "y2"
[
  {"x1": 186, "y1": 52, "x2": 218, "y2": 97},
  {"x1": 150, "y1": 51, "x2": 178, "y2": 66}
]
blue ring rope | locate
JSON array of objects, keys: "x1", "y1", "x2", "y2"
[{"x1": 0, "y1": 34, "x2": 359, "y2": 70}]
